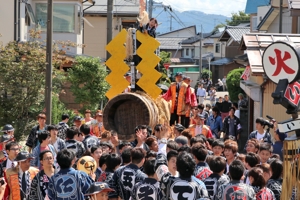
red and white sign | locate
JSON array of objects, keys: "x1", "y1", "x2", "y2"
[
  {"x1": 284, "y1": 81, "x2": 300, "y2": 106},
  {"x1": 163, "y1": 63, "x2": 170, "y2": 70},
  {"x1": 241, "y1": 66, "x2": 251, "y2": 80},
  {"x1": 262, "y1": 41, "x2": 300, "y2": 84}
]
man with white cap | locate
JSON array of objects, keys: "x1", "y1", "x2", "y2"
[
  {"x1": 1, "y1": 125, "x2": 14, "y2": 137},
  {"x1": 5, "y1": 151, "x2": 39, "y2": 200}
]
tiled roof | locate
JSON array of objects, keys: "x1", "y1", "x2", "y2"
[
  {"x1": 219, "y1": 26, "x2": 250, "y2": 43},
  {"x1": 181, "y1": 33, "x2": 213, "y2": 44},
  {"x1": 210, "y1": 32, "x2": 223, "y2": 38},
  {"x1": 190, "y1": 53, "x2": 214, "y2": 60},
  {"x1": 157, "y1": 37, "x2": 186, "y2": 50},
  {"x1": 234, "y1": 54, "x2": 248, "y2": 66},
  {"x1": 240, "y1": 33, "x2": 300, "y2": 74},
  {"x1": 245, "y1": 0, "x2": 270, "y2": 14},
  {"x1": 181, "y1": 35, "x2": 201, "y2": 44},
  {"x1": 170, "y1": 58, "x2": 195, "y2": 63},
  {"x1": 84, "y1": 0, "x2": 139, "y2": 14},
  {"x1": 210, "y1": 58, "x2": 234, "y2": 66},
  {"x1": 158, "y1": 26, "x2": 196, "y2": 37},
  {"x1": 237, "y1": 23, "x2": 250, "y2": 27}
]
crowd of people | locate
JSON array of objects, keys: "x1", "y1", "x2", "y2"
[
  {"x1": 0, "y1": 104, "x2": 290, "y2": 200},
  {"x1": 0, "y1": 70, "x2": 289, "y2": 200}
]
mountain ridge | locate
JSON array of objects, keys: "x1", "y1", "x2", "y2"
[{"x1": 153, "y1": 9, "x2": 230, "y2": 34}]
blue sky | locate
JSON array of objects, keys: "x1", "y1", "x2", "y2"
[{"x1": 161, "y1": 0, "x2": 247, "y2": 17}]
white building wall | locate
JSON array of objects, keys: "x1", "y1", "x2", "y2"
[
  {"x1": 0, "y1": 0, "x2": 15, "y2": 46},
  {"x1": 267, "y1": 10, "x2": 292, "y2": 33},
  {"x1": 257, "y1": 5, "x2": 271, "y2": 28}
]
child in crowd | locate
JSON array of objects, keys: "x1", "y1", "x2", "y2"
[
  {"x1": 131, "y1": 158, "x2": 164, "y2": 200},
  {"x1": 223, "y1": 140, "x2": 238, "y2": 174},
  {"x1": 167, "y1": 150, "x2": 178, "y2": 177},
  {"x1": 244, "y1": 153, "x2": 260, "y2": 184},
  {"x1": 236, "y1": 153, "x2": 246, "y2": 166},
  {"x1": 266, "y1": 159, "x2": 283, "y2": 200},
  {"x1": 248, "y1": 167, "x2": 276, "y2": 199},
  {"x1": 245, "y1": 138, "x2": 259, "y2": 154},
  {"x1": 203, "y1": 156, "x2": 229, "y2": 199},
  {"x1": 166, "y1": 140, "x2": 179, "y2": 153},
  {"x1": 216, "y1": 160, "x2": 256, "y2": 200},
  {"x1": 256, "y1": 163, "x2": 271, "y2": 182},
  {"x1": 211, "y1": 140, "x2": 224, "y2": 157},
  {"x1": 192, "y1": 143, "x2": 212, "y2": 181},
  {"x1": 258, "y1": 143, "x2": 273, "y2": 164}
]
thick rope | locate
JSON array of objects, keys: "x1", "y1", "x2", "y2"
[{"x1": 126, "y1": 28, "x2": 134, "y2": 61}]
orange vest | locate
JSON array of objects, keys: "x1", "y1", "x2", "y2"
[
  {"x1": 6, "y1": 167, "x2": 39, "y2": 200},
  {"x1": 186, "y1": 87, "x2": 197, "y2": 117},
  {"x1": 92, "y1": 123, "x2": 105, "y2": 138},
  {"x1": 170, "y1": 82, "x2": 189, "y2": 115},
  {"x1": 189, "y1": 124, "x2": 210, "y2": 138}
]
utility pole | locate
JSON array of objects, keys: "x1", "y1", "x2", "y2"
[
  {"x1": 199, "y1": 25, "x2": 203, "y2": 79},
  {"x1": 106, "y1": 0, "x2": 113, "y2": 61},
  {"x1": 45, "y1": 0, "x2": 53, "y2": 124},
  {"x1": 149, "y1": 0, "x2": 153, "y2": 19},
  {"x1": 170, "y1": 16, "x2": 172, "y2": 31},
  {"x1": 279, "y1": 0, "x2": 283, "y2": 33}
]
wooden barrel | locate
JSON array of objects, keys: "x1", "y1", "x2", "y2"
[{"x1": 103, "y1": 93, "x2": 161, "y2": 141}]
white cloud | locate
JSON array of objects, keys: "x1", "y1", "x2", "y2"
[{"x1": 161, "y1": 0, "x2": 247, "y2": 17}]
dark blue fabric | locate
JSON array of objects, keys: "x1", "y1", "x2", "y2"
[{"x1": 48, "y1": 168, "x2": 93, "y2": 200}]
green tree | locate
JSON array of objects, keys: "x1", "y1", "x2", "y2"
[
  {"x1": 0, "y1": 40, "x2": 47, "y2": 140},
  {"x1": 226, "y1": 68, "x2": 245, "y2": 102},
  {"x1": 158, "y1": 51, "x2": 171, "y2": 85},
  {"x1": 212, "y1": 24, "x2": 226, "y2": 34},
  {"x1": 67, "y1": 56, "x2": 109, "y2": 111},
  {"x1": 0, "y1": 30, "x2": 78, "y2": 140},
  {"x1": 159, "y1": 51, "x2": 171, "y2": 66},
  {"x1": 201, "y1": 69, "x2": 212, "y2": 79},
  {"x1": 226, "y1": 11, "x2": 250, "y2": 26}
]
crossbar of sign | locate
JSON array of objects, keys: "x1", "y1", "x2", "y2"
[{"x1": 278, "y1": 119, "x2": 300, "y2": 133}]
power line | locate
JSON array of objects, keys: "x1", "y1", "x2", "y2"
[{"x1": 161, "y1": 0, "x2": 246, "y2": 14}]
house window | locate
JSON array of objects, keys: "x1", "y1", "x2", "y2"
[
  {"x1": 191, "y1": 49, "x2": 195, "y2": 57},
  {"x1": 36, "y1": 3, "x2": 76, "y2": 33},
  {"x1": 215, "y1": 43, "x2": 220, "y2": 53},
  {"x1": 181, "y1": 49, "x2": 184, "y2": 57},
  {"x1": 25, "y1": 4, "x2": 36, "y2": 26},
  {"x1": 186, "y1": 48, "x2": 189, "y2": 56},
  {"x1": 252, "y1": 16, "x2": 258, "y2": 31}
]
